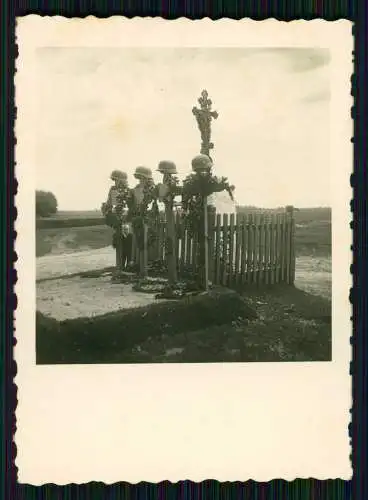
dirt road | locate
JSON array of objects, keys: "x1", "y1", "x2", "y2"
[
  {"x1": 37, "y1": 246, "x2": 116, "y2": 281},
  {"x1": 294, "y1": 256, "x2": 331, "y2": 300}
]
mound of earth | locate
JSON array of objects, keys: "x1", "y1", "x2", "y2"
[{"x1": 36, "y1": 286, "x2": 257, "y2": 364}]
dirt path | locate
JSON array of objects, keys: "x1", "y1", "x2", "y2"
[
  {"x1": 37, "y1": 246, "x2": 115, "y2": 281},
  {"x1": 295, "y1": 256, "x2": 331, "y2": 300}
]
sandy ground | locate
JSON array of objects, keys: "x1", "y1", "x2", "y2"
[
  {"x1": 36, "y1": 247, "x2": 331, "y2": 321},
  {"x1": 37, "y1": 274, "x2": 166, "y2": 321}
]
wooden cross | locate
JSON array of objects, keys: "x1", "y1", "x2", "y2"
[
  {"x1": 192, "y1": 90, "x2": 219, "y2": 157},
  {"x1": 192, "y1": 90, "x2": 219, "y2": 291}
]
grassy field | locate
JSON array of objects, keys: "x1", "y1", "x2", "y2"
[
  {"x1": 54, "y1": 210, "x2": 102, "y2": 218},
  {"x1": 293, "y1": 207, "x2": 331, "y2": 257},
  {"x1": 294, "y1": 219, "x2": 331, "y2": 257}
]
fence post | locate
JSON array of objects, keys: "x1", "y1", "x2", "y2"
[
  {"x1": 235, "y1": 213, "x2": 241, "y2": 285},
  {"x1": 222, "y1": 214, "x2": 229, "y2": 286},
  {"x1": 252, "y1": 213, "x2": 260, "y2": 284},
  {"x1": 202, "y1": 196, "x2": 209, "y2": 291},
  {"x1": 247, "y1": 213, "x2": 254, "y2": 284},
  {"x1": 286, "y1": 205, "x2": 296, "y2": 285},
  {"x1": 175, "y1": 212, "x2": 181, "y2": 273},
  {"x1": 228, "y1": 213, "x2": 235, "y2": 286},
  {"x1": 115, "y1": 227, "x2": 123, "y2": 270},
  {"x1": 258, "y1": 213, "x2": 265, "y2": 285},
  {"x1": 165, "y1": 204, "x2": 178, "y2": 285},
  {"x1": 207, "y1": 207, "x2": 216, "y2": 284},
  {"x1": 138, "y1": 223, "x2": 148, "y2": 278},
  {"x1": 241, "y1": 214, "x2": 248, "y2": 284},
  {"x1": 269, "y1": 214, "x2": 274, "y2": 284},
  {"x1": 215, "y1": 214, "x2": 221, "y2": 285},
  {"x1": 275, "y1": 213, "x2": 281, "y2": 283},
  {"x1": 280, "y1": 212, "x2": 287, "y2": 283}
]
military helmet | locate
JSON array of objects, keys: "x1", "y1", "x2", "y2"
[
  {"x1": 110, "y1": 170, "x2": 128, "y2": 181},
  {"x1": 157, "y1": 161, "x2": 177, "y2": 175},
  {"x1": 134, "y1": 166, "x2": 153, "y2": 180},
  {"x1": 191, "y1": 154, "x2": 213, "y2": 173}
]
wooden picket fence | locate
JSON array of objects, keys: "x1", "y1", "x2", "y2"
[
  {"x1": 37, "y1": 206, "x2": 296, "y2": 286},
  {"x1": 132, "y1": 208, "x2": 296, "y2": 286}
]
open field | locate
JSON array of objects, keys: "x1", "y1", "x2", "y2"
[
  {"x1": 36, "y1": 221, "x2": 330, "y2": 258},
  {"x1": 53, "y1": 210, "x2": 102, "y2": 218},
  {"x1": 294, "y1": 219, "x2": 331, "y2": 257}
]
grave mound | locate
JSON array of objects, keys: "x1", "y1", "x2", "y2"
[{"x1": 36, "y1": 284, "x2": 257, "y2": 364}]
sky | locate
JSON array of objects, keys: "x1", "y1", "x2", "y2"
[{"x1": 35, "y1": 47, "x2": 330, "y2": 210}]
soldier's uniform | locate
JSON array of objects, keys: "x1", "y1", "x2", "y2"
[{"x1": 105, "y1": 170, "x2": 133, "y2": 268}]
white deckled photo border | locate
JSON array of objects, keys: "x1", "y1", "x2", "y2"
[{"x1": 14, "y1": 17, "x2": 353, "y2": 484}]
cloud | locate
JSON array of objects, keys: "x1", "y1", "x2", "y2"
[{"x1": 35, "y1": 47, "x2": 330, "y2": 209}]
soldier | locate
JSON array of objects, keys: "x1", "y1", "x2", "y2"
[
  {"x1": 157, "y1": 161, "x2": 178, "y2": 195},
  {"x1": 106, "y1": 170, "x2": 128, "y2": 209},
  {"x1": 130, "y1": 166, "x2": 157, "y2": 277},
  {"x1": 102, "y1": 170, "x2": 133, "y2": 269},
  {"x1": 132, "y1": 166, "x2": 154, "y2": 207},
  {"x1": 102, "y1": 170, "x2": 127, "y2": 217},
  {"x1": 157, "y1": 161, "x2": 179, "y2": 284},
  {"x1": 191, "y1": 153, "x2": 213, "y2": 175}
]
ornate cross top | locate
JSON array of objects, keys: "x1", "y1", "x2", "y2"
[{"x1": 192, "y1": 90, "x2": 219, "y2": 157}]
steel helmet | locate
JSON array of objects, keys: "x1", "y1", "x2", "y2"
[
  {"x1": 110, "y1": 170, "x2": 128, "y2": 181},
  {"x1": 191, "y1": 154, "x2": 213, "y2": 173},
  {"x1": 157, "y1": 160, "x2": 177, "y2": 175},
  {"x1": 134, "y1": 166, "x2": 153, "y2": 180}
]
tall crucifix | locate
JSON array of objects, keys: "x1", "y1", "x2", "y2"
[
  {"x1": 192, "y1": 90, "x2": 219, "y2": 157},
  {"x1": 191, "y1": 90, "x2": 219, "y2": 290}
]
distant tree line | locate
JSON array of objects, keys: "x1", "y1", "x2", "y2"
[{"x1": 36, "y1": 190, "x2": 58, "y2": 218}]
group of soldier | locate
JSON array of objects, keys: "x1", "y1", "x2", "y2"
[{"x1": 102, "y1": 154, "x2": 214, "y2": 270}]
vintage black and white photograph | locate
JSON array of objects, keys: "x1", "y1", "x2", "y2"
[{"x1": 34, "y1": 44, "x2": 333, "y2": 365}]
